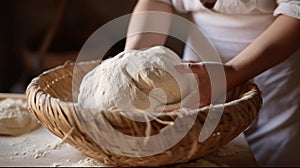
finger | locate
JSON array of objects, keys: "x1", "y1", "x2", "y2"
[{"x1": 175, "y1": 63, "x2": 204, "y2": 74}]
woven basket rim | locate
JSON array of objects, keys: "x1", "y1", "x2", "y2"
[{"x1": 26, "y1": 60, "x2": 261, "y2": 117}]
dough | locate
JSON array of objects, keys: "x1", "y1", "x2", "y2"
[
  {"x1": 78, "y1": 46, "x2": 198, "y2": 112},
  {"x1": 0, "y1": 98, "x2": 40, "y2": 136}
]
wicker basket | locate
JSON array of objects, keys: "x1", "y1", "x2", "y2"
[{"x1": 26, "y1": 60, "x2": 262, "y2": 166}]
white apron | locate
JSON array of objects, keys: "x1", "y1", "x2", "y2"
[{"x1": 162, "y1": 0, "x2": 300, "y2": 166}]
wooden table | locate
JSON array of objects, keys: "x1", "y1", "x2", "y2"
[{"x1": 0, "y1": 126, "x2": 257, "y2": 167}]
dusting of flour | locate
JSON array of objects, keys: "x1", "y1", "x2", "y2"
[
  {"x1": 50, "y1": 144, "x2": 237, "y2": 167},
  {"x1": 9, "y1": 135, "x2": 65, "y2": 160}
]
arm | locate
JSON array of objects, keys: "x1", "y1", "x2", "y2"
[
  {"x1": 125, "y1": 0, "x2": 174, "y2": 50},
  {"x1": 225, "y1": 14, "x2": 300, "y2": 90},
  {"x1": 174, "y1": 14, "x2": 300, "y2": 109}
]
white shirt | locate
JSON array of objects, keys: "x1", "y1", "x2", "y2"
[{"x1": 156, "y1": 0, "x2": 300, "y2": 166}]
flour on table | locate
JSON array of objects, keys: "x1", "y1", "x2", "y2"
[
  {"x1": 50, "y1": 157, "x2": 105, "y2": 167},
  {"x1": 78, "y1": 46, "x2": 198, "y2": 113},
  {"x1": 71, "y1": 157, "x2": 105, "y2": 167},
  {"x1": 0, "y1": 98, "x2": 40, "y2": 136},
  {"x1": 9, "y1": 135, "x2": 65, "y2": 160}
]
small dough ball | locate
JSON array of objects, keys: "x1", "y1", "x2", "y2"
[
  {"x1": 78, "y1": 46, "x2": 198, "y2": 112},
  {"x1": 0, "y1": 98, "x2": 40, "y2": 136}
]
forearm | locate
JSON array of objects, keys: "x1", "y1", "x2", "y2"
[
  {"x1": 225, "y1": 14, "x2": 300, "y2": 90},
  {"x1": 125, "y1": 0, "x2": 174, "y2": 50}
]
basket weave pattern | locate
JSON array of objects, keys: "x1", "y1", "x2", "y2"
[{"x1": 26, "y1": 61, "x2": 262, "y2": 166}]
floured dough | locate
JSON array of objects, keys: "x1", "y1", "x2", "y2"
[
  {"x1": 0, "y1": 98, "x2": 40, "y2": 136},
  {"x1": 78, "y1": 46, "x2": 198, "y2": 112}
]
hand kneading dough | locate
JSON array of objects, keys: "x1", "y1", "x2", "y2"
[
  {"x1": 0, "y1": 98, "x2": 40, "y2": 136},
  {"x1": 78, "y1": 46, "x2": 198, "y2": 112}
]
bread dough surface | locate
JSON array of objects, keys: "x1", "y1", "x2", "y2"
[
  {"x1": 78, "y1": 46, "x2": 198, "y2": 112},
  {"x1": 0, "y1": 98, "x2": 40, "y2": 136}
]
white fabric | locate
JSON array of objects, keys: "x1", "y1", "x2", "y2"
[
  {"x1": 158, "y1": 0, "x2": 300, "y2": 18},
  {"x1": 274, "y1": 0, "x2": 300, "y2": 19},
  {"x1": 155, "y1": 0, "x2": 300, "y2": 166}
]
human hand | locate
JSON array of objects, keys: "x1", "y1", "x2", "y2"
[
  {"x1": 156, "y1": 62, "x2": 228, "y2": 112},
  {"x1": 177, "y1": 62, "x2": 213, "y2": 108}
]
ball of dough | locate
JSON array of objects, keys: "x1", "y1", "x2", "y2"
[
  {"x1": 78, "y1": 46, "x2": 198, "y2": 112},
  {"x1": 0, "y1": 98, "x2": 40, "y2": 136}
]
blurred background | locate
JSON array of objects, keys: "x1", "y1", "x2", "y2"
[{"x1": 0, "y1": 0, "x2": 187, "y2": 93}]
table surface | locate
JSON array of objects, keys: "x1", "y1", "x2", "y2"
[{"x1": 0, "y1": 126, "x2": 257, "y2": 167}]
